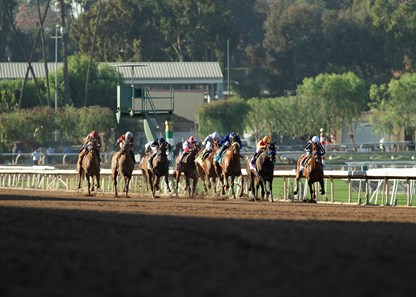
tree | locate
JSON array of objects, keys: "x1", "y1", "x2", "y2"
[
  {"x1": 297, "y1": 72, "x2": 367, "y2": 146},
  {"x1": 195, "y1": 98, "x2": 249, "y2": 137},
  {"x1": 369, "y1": 73, "x2": 416, "y2": 141},
  {"x1": 370, "y1": 0, "x2": 416, "y2": 72}
]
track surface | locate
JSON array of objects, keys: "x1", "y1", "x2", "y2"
[{"x1": 1, "y1": 188, "x2": 416, "y2": 297}]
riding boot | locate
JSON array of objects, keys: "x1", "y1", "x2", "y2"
[
  {"x1": 251, "y1": 152, "x2": 259, "y2": 165},
  {"x1": 299, "y1": 155, "x2": 308, "y2": 172},
  {"x1": 218, "y1": 145, "x2": 226, "y2": 157},
  {"x1": 78, "y1": 149, "x2": 86, "y2": 167},
  {"x1": 116, "y1": 148, "x2": 125, "y2": 166},
  {"x1": 177, "y1": 152, "x2": 187, "y2": 170},
  {"x1": 202, "y1": 149, "x2": 210, "y2": 161}
]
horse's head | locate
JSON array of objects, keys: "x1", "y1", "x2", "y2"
[
  {"x1": 231, "y1": 141, "x2": 240, "y2": 154},
  {"x1": 267, "y1": 142, "x2": 277, "y2": 163},
  {"x1": 309, "y1": 142, "x2": 322, "y2": 168},
  {"x1": 159, "y1": 141, "x2": 170, "y2": 153}
]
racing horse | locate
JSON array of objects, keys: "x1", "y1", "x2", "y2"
[
  {"x1": 111, "y1": 148, "x2": 135, "y2": 198},
  {"x1": 195, "y1": 139, "x2": 220, "y2": 195},
  {"x1": 246, "y1": 142, "x2": 277, "y2": 201},
  {"x1": 149, "y1": 141, "x2": 172, "y2": 198},
  {"x1": 219, "y1": 141, "x2": 244, "y2": 199},
  {"x1": 77, "y1": 140, "x2": 100, "y2": 196},
  {"x1": 293, "y1": 142, "x2": 325, "y2": 202},
  {"x1": 174, "y1": 144, "x2": 200, "y2": 198}
]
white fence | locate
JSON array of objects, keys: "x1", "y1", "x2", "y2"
[{"x1": 0, "y1": 166, "x2": 415, "y2": 206}]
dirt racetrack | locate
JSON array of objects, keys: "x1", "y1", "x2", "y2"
[{"x1": 1, "y1": 188, "x2": 416, "y2": 297}]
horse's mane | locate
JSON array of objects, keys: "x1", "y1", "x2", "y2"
[{"x1": 231, "y1": 142, "x2": 240, "y2": 149}]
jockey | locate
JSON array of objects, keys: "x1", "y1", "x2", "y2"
[
  {"x1": 201, "y1": 131, "x2": 221, "y2": 161},
  {"x1": 78, "y1": 130, "x2": 101, "y2": 166},
  {"x1": 215, "y1": 131, "x2": 243, "y2": 162},
  {"x1": 299, "y1": 135, "x2": 326, "y2": 172},
  {"x1": 177, "y1": 136, "x2": 198, "y2": 170},
  {"x1": 250, "y1": 135, "x2": 271, "y2": 167},
  {"x1": 147, "y1": 137, "x2": 167, "y2": 170},
  {"x1": 115, "y1": 131, "x2": 136, "y2": 163}
]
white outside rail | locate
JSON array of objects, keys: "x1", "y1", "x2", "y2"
[{"x1": 0, "y1": 166, "x2": 415, "y2": 206}]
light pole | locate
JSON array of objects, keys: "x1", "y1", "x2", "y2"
[{"x1": 51, "y1": 24, "x2": 63, "y2": 111}]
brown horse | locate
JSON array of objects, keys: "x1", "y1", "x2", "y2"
[
  {"x1": 195, "y1": 140, "x2": 220, "y2": 195},
  {"x1": 111, "y1": 149, "x2": 135, "y2": 198},
  {"x1": 218, "y1": 141, "x2": 244, "y2": 199},
  {"x1": 149, "y1": 141, "x2": 172, "y2": 198},
  {"x1": 174, "y1": 145, "x2": 200, "y2": 198},
  {"x1": 294, "y1": 142, "x2": 325, "y2": 202},
  {"x1": 77, "y1": 141, "x2": 100, "y2": 196},
  {"x1": 246, "y1": 142, "x2": 276, "y2": 201}
]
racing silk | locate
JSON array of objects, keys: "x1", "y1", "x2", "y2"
[
  {"x1": 202, "y1": 135, "x2": 215, "y2": 151},
  {"x1": 182, "y1": 140, "x2": 195, "y2": 153},
  {"x1": 219, "y1": 134, "x2": 243, "y2": 148},
  {"x1": 144, "y1": 141, "x2": 156, "y2": 154},
  {"x1": 84, "y1": 134, "x2": 101, "y2": 150},
  {"x1": 305, "y1": 140, "x2": 326, "y2": 156},
  {"x1": 256, "y1": 139, "x2": 267, "y2": 153},
  {"x1": 115, "y1": 134, "x2": 134, "y2": 150}
]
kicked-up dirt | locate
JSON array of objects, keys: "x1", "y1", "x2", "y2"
[{"x1": 0, "y1": 188, "x2": 416, "y2": 297}]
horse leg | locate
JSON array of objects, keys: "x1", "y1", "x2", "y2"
[
  {"x1": 192, "y1": 178, "x2": 198, "y2": 198},
  {"x1": 293, "y1": 176, "x2": 300, "y2": 196},
  {"x1": 125, "y1": 176, "x2": 131, "y2": 198},
  {"x1": 230, "y1": 176, "x2": 236, "y2": 199},
  {"x1": 239, "y1": 175, "x2": 244, "y2": 198},
  {"x1": 96, "y1": 173, "x2": 101, "y2": 189},
  {"x1": 319, "y1": 179, "x2": 326, "y2": 195},
  {"x1": 86, "y1": 175, "x2": 91, "y2": 196},
  {"x1": 112, "y1": 169, "x2": 118, "y2": 197},
  {"x1": 260, "y1": 179, "x2": 265, "y2": 200},
  {"x1": 268, "y1": 180, "x2": 274, "y2": 202},
  {"x1": 175, "y1": 173, "x2": 180, "y2": 197},
  {"x1": 77, "y1": 170, "x2": 84, "y2": 190},
  {"x1": 185, "y1": 176, "x2": 191, "y2": 197},
  {"x1": 153, "y1": 176, "x2": 160, "y2": 198},
  {"x1": 308, "y1": 182, "x2": 316, "y2": 202},
  {"x1": 165, "y1": 173, "x2": 171, "y2": 193}
]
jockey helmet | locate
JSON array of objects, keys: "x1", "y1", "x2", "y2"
[
  {"x1": 262, "y1": 135, "x2": 271, "y2": 144},
  {"x1": 159, "y1": 137, "x2": 166, "y2": 143},
  {"x1": 125, "y1": 131, "x2": 133, "y2": 140},
  {"x1": 312, "y1": 136, "x2": 320, "y2": 143},
  {"x1": 188, "y1": 136, "x2": 197, "y2": 143},
  {"x1": 211, "y1": 131, "x2": 220, "y2": 140},
  {"x1": 91, "y1": 130, "x2": 98, "y2": 138},
  {"x1": 229, "y1": 131, "x2": 237, "y2": 138}
]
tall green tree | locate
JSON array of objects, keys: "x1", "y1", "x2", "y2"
[
  {"x1": 297, "y1": 72, "x2": 368, "y2": 146},
  {"x1": 195, "y1": 98, "x2": 249, "y2": 137},
  {"x1": 370, "y1": 0, "x2": 416, "y2": 72},
  {"x1": 369, "y1": 73, "x2": 416, "y2": 141}
]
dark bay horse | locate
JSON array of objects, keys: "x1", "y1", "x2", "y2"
[
  {"x1": 149, "y1": 141, "x2": 172, "y2": 198},
  {"x1": 77, "y1": 141, "x2": 100, "y2": 196},
  {"x1": 111, "y1": 149, "x2": 135, "y2": 197},
  {"x1": 294, "y1": 142, "x2": 325, "y2": 202},
  {"x1": 246, "y1": 142, "x2": 276, "y2": 201},
  {"x1": 218, "y1": 141, "x2": 244, "y2": 199},
  {"x1": 195, "y1": 140, "x2": 220, "y2": 195},
  {"x1": 174, "y1": 145, "x2": 200, "y2": 198}
]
